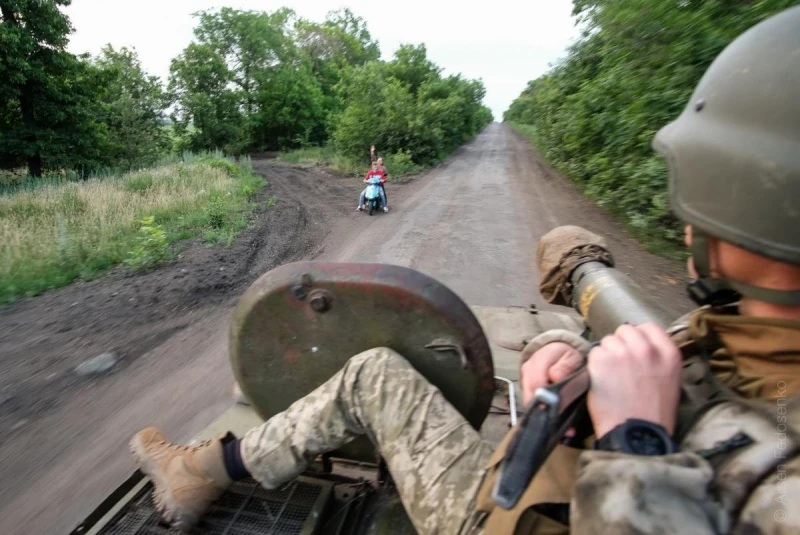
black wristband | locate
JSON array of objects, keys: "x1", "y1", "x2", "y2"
[{"x1": 594, "y1": 419, "x2": 676, "y2": 456}]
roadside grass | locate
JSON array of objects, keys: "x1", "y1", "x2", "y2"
[
  {"x1": 0, "y1": 154, "x2": 265, "y2": 304},
  {"x1": 509, "y1": 123, "x2": 542, "y2": 148},
  {"x1": 277, "y1": 145, "x2": 361, "y2": 175},
  {"x1": 277, "y1": 144, "x2": 422, "y2": 180},
  {"x1": 508, "y1": 122, "x2": 684, "y2": 259}
]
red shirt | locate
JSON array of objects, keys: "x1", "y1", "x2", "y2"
[{"x1": 364, "y1": 170, "x2": 387, "y2": 183}]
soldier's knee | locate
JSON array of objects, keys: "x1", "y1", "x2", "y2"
[
  {"x1": 346, "y1": 347, "x2": 415, "y2": 379},
  {"x1": 348, "y1": 346, "x2": 407, "y2": 366}
]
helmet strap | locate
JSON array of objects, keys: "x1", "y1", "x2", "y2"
[{"x1": 687, "y1": 229, "x2": 800, "y2": 306}]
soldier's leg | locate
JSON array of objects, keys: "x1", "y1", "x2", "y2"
[
  {"x1": 132, "y1": 348, "x2": 493, "y2": 534},
  {"x1": 241, "y1": 347, "x2": 494, "y2": 535}
]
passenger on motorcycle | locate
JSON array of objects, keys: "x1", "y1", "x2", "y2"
[
  {"x1": 357, "y1": 161, "x2": 388, "y2": 212},
  {"x1": 371, "y1": 145, "x2": 389, "y2": 204},
  {"x1": 370, "y1": 145, "x2": 387, "y2": 173}
]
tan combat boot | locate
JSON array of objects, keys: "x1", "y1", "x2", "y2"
[{"x1": 129, "y1": 427, "x2": 233, "y2": 532}]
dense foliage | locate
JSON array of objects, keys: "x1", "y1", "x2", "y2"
[
  {"x1": 331, "y1": 44, "x2": 493, "y2": 164},
  {"x1": 1, "y1": 2, "x2": 491, "y2": 178},
  {"x1": 504, "y1": 0, "x2": 798, "y2": 249},
  {"x1": 0, "y1": 0, "x2": 110, "y2": 176},
  {"x1": 93, "y1": 45, "x2": 171, "y2": 168}
]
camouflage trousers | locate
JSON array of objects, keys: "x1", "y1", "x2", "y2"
[{"x1": 241, "y1": 348, "x2": 494, "y2": 535}]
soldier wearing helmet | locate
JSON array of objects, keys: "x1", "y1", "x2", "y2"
[
  {"x1": 512, "y1": 6, "x2": 800, "y2": 532},
  {"x1": 128, "y1": 7, "x2": 800, "y2": 534}
]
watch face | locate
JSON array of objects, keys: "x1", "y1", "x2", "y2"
[{"x1": 626, "y1": 425, "x2": 668, "y2": 455}]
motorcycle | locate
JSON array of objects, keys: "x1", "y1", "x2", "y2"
[{"x1": 363, "y1": 175, "x2": 385, "y2": 216}]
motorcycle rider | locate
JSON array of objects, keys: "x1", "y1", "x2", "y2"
[
  {"x1": 357, "y1": 160, "x2": 389, "y2": 212},
  {"x1": 372, "y1": 144, "x2": 389, "y2": 206},
  {"x1": 371, "y1": 144, "x2": 387, "y2": 173}
]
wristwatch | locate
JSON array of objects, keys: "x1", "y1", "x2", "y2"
[{"x1": 593, "y1": 419, "x2": 677, "y2": 456}]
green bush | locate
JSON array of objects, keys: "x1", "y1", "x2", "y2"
[
  {"x1": 206, "y1": 199, "x2": 228, "y2": 229},
  {"x1": 384, "y1": 150, "x2": 421, "y2": 178},
  {"x1": 124, "y1": 173, "x2": 155, "y2": 193},
  {"x1": 124, "y1": 216, "x2": 170, "y2": 271},
  {"x1": 200, "y1": 157, "x2": 240, "y2": 177}
]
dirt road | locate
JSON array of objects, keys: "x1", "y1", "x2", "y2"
[
  {"x1": 322, "y1": 124, "x2": 689, "y2": 309},
  {"x1": 0, "y1": 124, "x2": 692, "y2": 533}
]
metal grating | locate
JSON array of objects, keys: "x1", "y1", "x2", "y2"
[{"x1": 97, "y1": 478, "x2": 328, "y2": 535}]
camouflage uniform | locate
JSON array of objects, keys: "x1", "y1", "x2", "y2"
[
  {"x1": 572, "y1": 400, "x2": 800, "y2": 534},
  {"x1": 238, "y1": 309, "x2": 800, "y2": 535},
  {"x1": 567, "y1": 311, "x2": 800, "y2": 535},
  {"x1": 240, "y1": 347, "x2": 493, "y2": 535}
]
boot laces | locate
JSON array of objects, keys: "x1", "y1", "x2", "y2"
[{"x1": 157, "y1": 439, "x2": 212, "y2": 453}]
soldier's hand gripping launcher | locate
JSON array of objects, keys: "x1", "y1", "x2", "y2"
[{"x1": 493, "y1": 226, "x2": 674, "y2": 509}]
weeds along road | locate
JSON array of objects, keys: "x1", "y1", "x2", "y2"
[{"x1": 0, "y1": 123, "x2": 692, "y2": 533}]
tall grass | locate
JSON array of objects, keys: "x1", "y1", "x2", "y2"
[
  {"x1": 277, "y1": 145, "x2": 421, "y2": 179},
  {"x1": 277, "y1": 145, "x2": 362, "y2": 175},
  {"x1": 509, "y1": 123, "x2": 541, "y2": 147},
  {"x1": 0, "y1": 155, "x2": 264, "y2": 303}
]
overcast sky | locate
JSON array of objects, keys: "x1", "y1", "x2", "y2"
[{"x1": 63, "y1": 0, "x2": 579, "y2": 119}]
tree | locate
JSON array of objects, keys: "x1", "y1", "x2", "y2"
[
  {"x1": 332, "y1": 62, "x2": 400, "y2": 157},
  {"x1": 295, "y1": 8, "x2": 380, "y2": 96},
  {"x1": 192, "y1": 7, "x2": 295, "y2": 116},
  {"x1": 388, "y1": 44, "x2": 441, "y2": 96},
  {"x1": 93, "y1": 46, "x2": 170, "y2": 168},
  {"x1": 332, "y1": 47, "x2": 491, "y2": 163},
  {"x1": 169, "y1": 43, "x2": 246, "y2": 154},
  {"x1": 251, "y1": 61, "x2": 326, "y2": 149},
  {"x1": 171, "y1": 7, "x2": 322, "y2": 153},
  {"x1": 0, "y1": 0, "x2": 110, "y2": 175},
  {"x1": 503, "y1": 80, "x2": 539, "y2": 124}
]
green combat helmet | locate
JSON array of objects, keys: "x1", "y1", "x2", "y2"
[{"x1": 653, "y1": 5, "x2": 800, "y2": 306}]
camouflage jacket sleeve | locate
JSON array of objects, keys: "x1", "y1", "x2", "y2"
[{"x1": 570, "y1": 450, "x2": 729, "y2": 534}]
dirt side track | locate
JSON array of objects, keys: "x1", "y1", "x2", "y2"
[{"x1": 0, "y1": 124, "x2": 693, "y2": 533}]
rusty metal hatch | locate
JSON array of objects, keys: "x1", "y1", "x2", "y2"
[
  {"x1": 95, "y1": 477, "x2": 332, "y2": 535},
  {"x1": 229, "y1": 262, "x2": 495, "y2": 462}
]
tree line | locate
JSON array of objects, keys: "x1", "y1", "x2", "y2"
[
  {"x1": 504, "y1": 0, "x2": 798, "y2": 248},
  {"x1": 1, "y1": 1, "x2": 492, "y2": 178}
]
